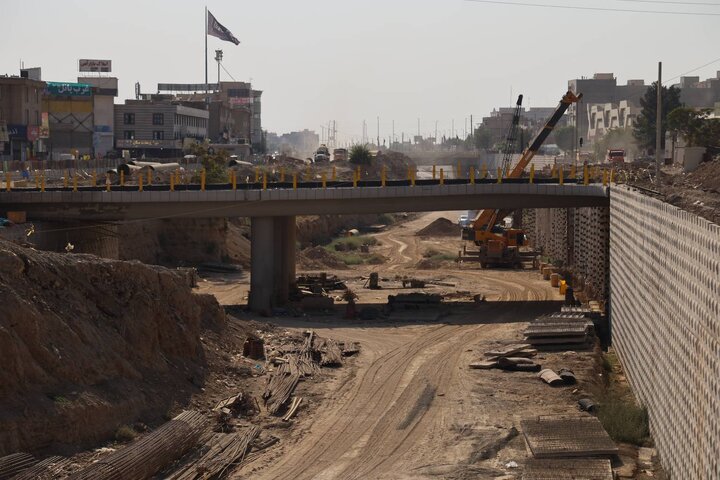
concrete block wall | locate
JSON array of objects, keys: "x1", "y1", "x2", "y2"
[
  {"x1": 610, "y1": 186, "x2": 720, "y2": 479},
  {"x1": 523, "y1": 207, "x2": 609, "y2": 299}
]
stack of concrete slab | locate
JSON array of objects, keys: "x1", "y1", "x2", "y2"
[
  {"x1": 520, "y1": 415, "x2": 617, "y2": 479},
  {"x1": 524, "y1": 312, "x2": 594, "y2": 349}
]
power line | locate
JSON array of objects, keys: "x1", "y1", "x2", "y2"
[
  {"x1": 618, "y1": 0, "x2": 720, "y2": 6},
  {"x1": 464, "y1": 0, "x2": 720, "y2": 15}
]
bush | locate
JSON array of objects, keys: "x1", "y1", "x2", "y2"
[
  {"x1": 597, "y1": 397, "x2": 650, "y2": 445},
  {"x1": 115, "y1": 425, "x2": 137, "y2": 442},
  {"x1": 325, "y1": 236, "x2": 377, "y2": 252},
  {"x1": 349, "y1": 144, "x2": 372, "y2": 165}
]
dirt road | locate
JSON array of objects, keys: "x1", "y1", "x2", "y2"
[{"x1": 231, "y1": 211, "x2": 587, "y2": 479}]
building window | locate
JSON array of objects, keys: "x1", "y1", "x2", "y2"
[
  {"x1": 25, "y1": 109, "x2": 29, "y2": 124},
  {"x1": 123, "y1": 113, "x2": 135, "y2": 125},
  {"x1": 124, "y1": 131, "x2": 135, "y2": 140},
  {"x1": 153, "y1": 130, "x2": 164, "y2": 140},
  {"x1": 152, "y1": 113, "x2": 164, "y2": 125},
  {"x1": 35, "y1": 111, "x2": 39, "y2": 126}
]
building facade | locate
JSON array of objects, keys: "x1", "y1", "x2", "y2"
[
  {"x1": 674, "y1": 72, "x2": 720, "y2": 109},
  {"x1": 114, "y1": 100, "x2": 208, "y2": 157},
  {"x1": 78, "y1": 76, "x2": 118, "y2": 157},
  {"x1": 0, "y1": 73, "x2": 45, "y2": 162},
  {"x1": 44, "y1": 81, "x2": 95, "y2": 159},
  {"x1": 586, "y1": 100, "x2": 640, "y2": 144},
  {"x1": 567, "y1": 74, "x2": 647, "y2": 145}
]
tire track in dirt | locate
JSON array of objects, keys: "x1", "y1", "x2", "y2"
[{"x1": 241, "y1": 323, "x2": 475, "y2": 479}]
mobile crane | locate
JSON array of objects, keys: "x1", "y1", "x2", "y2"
[{"x1": 461, "y1": 90, "x2": 582, "y2": 268}]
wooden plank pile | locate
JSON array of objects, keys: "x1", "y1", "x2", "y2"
[
  {"x1": 317, "y1": 338, "x2": 343, "y2": 366},
  {"x1": 523, "y1": 312, "x2": 595, "y2": 350},
  {"x1": 68, "y1": 410, "x2": 208, "y2": 480}
]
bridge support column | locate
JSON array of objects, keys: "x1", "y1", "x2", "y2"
[{"x1": 249, "y1": 215, "x2": 296, "y2": 312}]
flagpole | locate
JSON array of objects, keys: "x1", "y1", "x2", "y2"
[{"x1": 205, "y1": 6, "x2": 208, "y2": 99}]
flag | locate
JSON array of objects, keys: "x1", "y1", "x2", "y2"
[{"x1": 207, "y1": 10, "x2": 240, "y2": 45}]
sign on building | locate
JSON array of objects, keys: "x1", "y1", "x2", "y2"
[
  {"x1": 229, "y1": 97, "x2": 253, "y2": 107},
  {"x1": 46, "y1": 82, "x2": 92, "y2": 97},
  {"x1": 78, "y1": 59, "x2": 112, "y2": 72},
  {"x1": 40, "y1": 113, "x2": 50, "y2": 138}
]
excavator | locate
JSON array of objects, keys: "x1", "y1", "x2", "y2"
[{"x1": 461, "y1": 90, "x2": 582, "y2": 268}]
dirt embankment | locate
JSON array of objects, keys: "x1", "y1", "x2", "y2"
[
  {"x1": 624, "y1": 159, "x2": 720, "y2": 225},
  {"x1": 0, "y1": 240, "x2": 225, "y2": 456},
  {"x1": 416, "y1": 217, "x2": 459, "y2": 237},
  {"x1": 296, "y1": 214, "x2": 385, "y2": 247}
]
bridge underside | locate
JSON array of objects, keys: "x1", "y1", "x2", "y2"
[{"x1": 2, "y1": 184, "x2": 609, "y2": 222}]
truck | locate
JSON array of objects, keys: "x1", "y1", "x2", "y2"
[
  {"x1": 461, "y1": 90, "x2": 582, "y2": 268},
  {"x1": 333, "y1": 148, "x2": 348, "y2": 162},
  {"x1": 607, "y1": 149, "x2": 625, "y2": 164},
  {"x1": 313, "y1": 144, "x2": 330, "y2": 163}
]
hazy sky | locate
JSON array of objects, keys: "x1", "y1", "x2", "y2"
[{"x1": 2, "y1": 0, "x2": 719, "y2": 143}]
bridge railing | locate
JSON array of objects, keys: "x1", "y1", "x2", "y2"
[{"x1": 0, "y1": 162, "x2": 621, "y2": 193}]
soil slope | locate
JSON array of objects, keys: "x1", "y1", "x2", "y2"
[{"x1": 0, "y1": 240, "x2": 225, "y2": 455}]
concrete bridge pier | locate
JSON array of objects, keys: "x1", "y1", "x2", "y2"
[{"x1": 249, "y1": 215, "x2": 296, "y2": 312}]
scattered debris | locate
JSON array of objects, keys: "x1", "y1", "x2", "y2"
[
  {"x1": 282, "y1": 397, "x2": 303, "y2": 422},
  {"x1": 243, "y1": 337, "x2": 265, "y2": 360},
  {"x1": 578, "y1": 398, "x2": 597, "y2": 413},
  {"x1": 498, "y1": 357, "x2": 541, "y2": 372},
  {"x1": 296, "y1": 273, "x2": 347, "y2": 292},
  {"x1": 558, "y1": 368, "x2": 577, "y2": 385},
  {"x1": 524, "y1": 312, "x2": 595, "y2": 349},
  {"x1": 538, "y1": 369, "x2": 564, "y2": 386}
]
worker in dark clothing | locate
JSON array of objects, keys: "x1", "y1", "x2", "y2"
[{"x1": 564, "y1": 285, "x2": 576, "y2": 306}]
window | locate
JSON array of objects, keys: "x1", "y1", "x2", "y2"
[
  {"x1": 152, "y1": 130, "x2": 164, "y2": 140},
  {"x1": 123, "y1": 113, "x2": 135, "y2": 125},
  {"x1": 124, "y1": 131, "x2": 135, "y2": 140},
  {"x1": 35, "y1": 111, "x2": 39, "y2": 126},
  {"x1": 152, "y1": 113, "x2": 164, "y2": 125},
  {"x1": 25, "y1": 109, "x2": 29, "y2": 124}
]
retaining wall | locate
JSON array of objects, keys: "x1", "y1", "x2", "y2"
[
  {"x1": 610, "y1": 186, "x2": 720, "y2": 479},
  {"x1": 523, "y1": 206, "x2": 609, "y2": 300}
]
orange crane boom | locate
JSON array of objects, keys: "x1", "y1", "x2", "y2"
[{"x1": 470, "y1": 90, "x2": 582, "y2": 235}]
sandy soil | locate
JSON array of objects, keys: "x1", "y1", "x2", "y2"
[{"x1": 195, "y1": 211, "x2": 610, "y2": 479}]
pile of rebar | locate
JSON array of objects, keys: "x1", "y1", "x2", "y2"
[
  {"x1": 12, "y1": 456, "x2": 71, "y2": 480},
  {"x1": 68, "y1": 410, "x2": 208, "y2": 480},
  {"x1": 166, "y1": 426, "x2": 261, "y2": 480},
  {"x1": 263, "y1": 359, "x2": 302, "y2": 415},
  {"x1": 318, "y1": 338, "x2": 343, "y2": 366},
  {"x1": 0, "y1": 452, "x2": 36, "y2": 479}
]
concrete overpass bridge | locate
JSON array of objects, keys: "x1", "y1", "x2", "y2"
[{"x1": 0, "y1": 178, "x2": 609, "y2": 312}]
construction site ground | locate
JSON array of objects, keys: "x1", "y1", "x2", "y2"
[{"x1": 195, "y1": 212, "x2": 650, "y2": 479}]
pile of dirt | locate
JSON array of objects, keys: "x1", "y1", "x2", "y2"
[
  {"x1": 416, "y1": 217, "x2": 459, "y2": 237},
  {"x1": 0, "y1": 240, "x2": 226, "y2": 455},
  {"x1": 626, "y1": 160, "x2": 720, "y2": 225},
  {"x1": 298, "y1": 246, "x2": 348, "y2": 270}
]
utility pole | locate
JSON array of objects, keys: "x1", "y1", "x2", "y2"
[
  {"x1": 392, "y1": 120, "x2": 395, "y2": 145},
  {"x1": 656, "y1": 61, "x2": 663, "y2": 179},
  {"x1": 452, "y1": 119, "x2": 455, "y2": 138},
  {"x1": 377, "y1": 116, "x2": 380, "y2": 148},
  {"x1": 435, "y1": 121, "x2": 438, "y2": 145},
  {"x1": 470, "y1": 114, "x2": 473, "y2": 144},
  {"x1": 417, "y1": 118, "x2": 420, "y2": 139}
]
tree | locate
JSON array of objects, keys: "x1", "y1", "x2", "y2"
[
  {"x1": 188, "y1": 142, "x2": 230, "y2": 184},
  {"x1": 667, "y1": 107, "x2": 720, "y2": 147},
  {"x1": 349, "y1": 144, "x2": 372, "y2": 165},
  {"x1": 552, "y1": 126, "x2": 575, "y2": 153},
  {"x1": 633, "y1": 82, "x2": 682, "y2": 150},
  {"x1": 473, "y1": 126, "x2": 493, "y2": 150}
]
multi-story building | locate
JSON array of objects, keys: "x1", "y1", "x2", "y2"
[
  {"x1": 44, "y1": 81, "x2": 95, "y2": 159},
  {"x1": 114, "y1": 100, "x2": 208, "y2": 157},
  {"x1": 78, "y1": 76, "x2": 118, "y2": 157},
  {"x1": 162, "y1": 81, "x2": 263, "y2": 150},
  {"x1": 567, "y1": 74, "x2": 647, "y2": 145},
  {"x1": 674, "y1": 72, "x2": 720, "y2": 109},
  {"x1": 0, "y1": 70, "x2": 45, "y2": 162},
  {"x1": 267, "y1": 129, "x2": 319, "y2": 158},
  {"x1": 586, "y1": 100, "x2": 640, "y2": 144}
]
